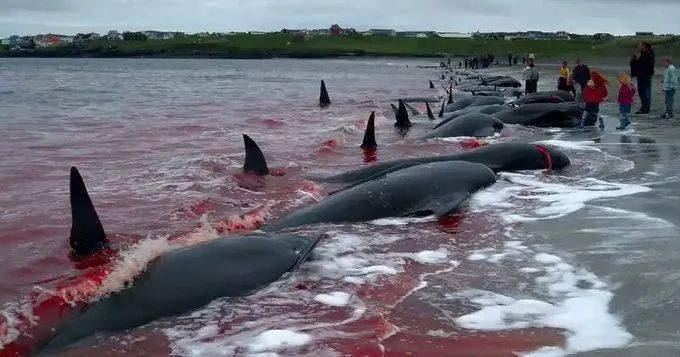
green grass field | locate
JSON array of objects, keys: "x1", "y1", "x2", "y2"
[{"x1": 3, "y1": 34, "x2": 680, "y2": 60}]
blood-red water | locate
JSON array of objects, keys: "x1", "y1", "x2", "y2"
[{"x1": 0, "y1": 58, "x2": 563, "y2": 356}]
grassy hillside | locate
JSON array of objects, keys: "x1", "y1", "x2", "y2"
[{"x1": 3, "y1": 34, "x2": 680, "y2": 59}]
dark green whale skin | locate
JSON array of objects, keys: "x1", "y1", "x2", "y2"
[
  {"x1": 266, "y1": 161, "x2": 497, "y2": 232},
  {"x1": 44, "y1": 234, "x2": 317, "y2": 351}
]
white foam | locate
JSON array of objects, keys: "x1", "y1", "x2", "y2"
[
  {"x1": 473, "y1": 172, "x2": 651, "y2": 223},
  {"x1": 534, "y1": 253, "x2": 562, "y2": 264},
  {"x1": 534, "y1": 139, "x2": 601, "y2": 152},
  {"x1": 314, "y1": 292, "x2": 351, "y2": 307},
  {"x1": 467, "y1": 253, "x2": 488, "y2": 261},
  {"x1": 248, "y1": 329, "x2": 312, "y2": 352},
  {"x1": 412, "y1": 249, "x2": 449, "y2": 264},
  {"x1": 369, "y1": 216, "x2": 437, "y2": 226}
]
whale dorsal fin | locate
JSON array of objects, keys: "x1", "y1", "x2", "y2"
[
  {"x1": 426, "y1": 102, "x2": 435, "y2": 120},
  {"x1": 438, "y1": 100, "x2": 446, "y2": 118},
  {"x1": 404, "y1": 102, "x2": 419, "y2": 116},
  {"x1": 243, "y1": 134, "x2": 269, "y2": 175},
  {"x1": 360, "y1": 111, "x2": 377, "y2": 150},
  {"x1": 69, "y1": 167, "x2": 108, "y2": 257},
  {"x1": 447, "y1": 87, "x2": 453, "y2": 104},
  {"x1": 390, "y1": 103, "x2": 399, "y2": 114},
  {"x1": 429, "y1": 80, "x2": 435, "y2": 89},
  {"x1": 394, "y1": 100, "x2": 411, "y2": 128},
  {"x1": 319, "y1": 80, "x2": 331, "y2": 106}
]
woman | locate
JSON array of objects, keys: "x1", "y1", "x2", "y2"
[{"x1": 558, "y1": 61, "x2": 570, "y2": 91}]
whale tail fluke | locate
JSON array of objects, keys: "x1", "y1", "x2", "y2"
[
  {"x1": 361, "y1": 111, "x2": 377, "y2": 150},
  {"x1": 429, "y1": 80, "x2": 435, "y2": 89},
  {"x1": 243, "y1": 134, "x2": 269, "y2": 175},
  {"x1": 426, "y1": 102, "x2": 435, "y2": 120},
  {"x1": 319, "y1": 80, "x2": 331, "y2": 106},
  {"x1": 438, "y1": 100, "x2": 446, "y2": 118},
  {"x1": 394, "y1": 100, "x2": 411, "y2": 128},
  {"x1": 70, "y1": 167, "x2": 108, "y2": 257}
]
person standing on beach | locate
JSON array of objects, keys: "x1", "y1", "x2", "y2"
[
  {"x1": 617, "y1": 73, "x2": 636, "y2": 129},
  {"x1": 558, "y1": 61, "x2": 570, "y2": 91},
  {"x1": 580, "y1": 70, "x2": 609, "y2": 129},
  {"x1": 661, "y1": 57, "x2": 679, "y2": 119},
  {"x1": 508, "y1": 53, "x2": 513, "y2": 66},
  {"x1": 630, "y1": 41, "x2": 655, "y2": 114},
  {"x1": 523, "y1": 61, "x2": 539, "y2": 94},
  {"x1": 572, "y1": 58, "x2": 590, "y2": 103}
]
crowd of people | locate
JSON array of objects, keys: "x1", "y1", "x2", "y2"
[{"x1": 521, "y1": 41, "x2": 678, "y2": 130}]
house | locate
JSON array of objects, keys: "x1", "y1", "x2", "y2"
[
  {"x1": 105, "y1": 30, "x2": 123, "y2": 40},
  {"x1": 34, "y1": 34, "x2": 62, "y2": 47},
  {"x1": 330, "y1": 24, "x2": 341, "y2": 36},
  {"x1": 397, "y1": 31, "x2": 436, "y2": 38},
  {"x1": 635, "y1": 32, "x2": 654, "y2": 36},
  {"x1": 248, "y1": 31, "x2": 270, "y2": 35},
  {"x1": 73, "y1": 33, "x2": 100, "y2": 44},
  {"x1": 369, "y1": 29, "x2": 396, "y2": 36},
  {"x1": 1, "y1": 38, "x2": 11, "y2": 45},
  {"x1": 594, "y1": 33, "x2": 614, "y2": 40},
  {"x1": 143, "y1": 31, "x2": 177, "y2": 40},
  {"x1": 436, "y1": 32, "x2": 473, "y2": 38}
]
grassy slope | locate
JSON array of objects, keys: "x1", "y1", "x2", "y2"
[{"x1": 4, "y1": 34, "x2": 680, "y2": 59}]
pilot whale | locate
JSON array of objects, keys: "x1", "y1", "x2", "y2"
[
  {"x1": 265, "y1": 161, "x2": 497, "y2": 231},
  {"x1": 32, "y1": 167, "x2": 320, "y2": 352},
  {"x1": 312, "y1": 143, "x2": 570, "y2": 186},
  {"x1": 423, "y1": 113, "x2": 504, "y2": 139}
]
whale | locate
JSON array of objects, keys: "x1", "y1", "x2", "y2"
[
  {"x1": 319, "y1": 80, "x2": 331, "y2": 106},
  {"x1": 39, "y1": 167, "x2": 320, "y2": 351},
  {"x1": 360, "y1": 112, "x2": 377, "y2": 149},
  {"x1": 493, "y1": 102, "x2": 585, "y2": 127},
  {"x1": 312, "y1": 143, "x2": 570, "y2": 186},
  {"x1": 394, "y1": 99, "x2": 412, "y2": 129},
  {"x1": 264, "y1": 161, "x2": 497, "y2": 231},
  {"x1": 444, "y1": 96, "x2": 504, "y2": 113},
  {"x1": 243, "y1": 134, "x2": 270, "y2": 175},
  {"x1": 481, "y1": 75, "x2": 522, "y2": 88},
  {"x1": 423, "y1": 113, "x2": 504, "y2": 140},
  {"x1": 514, "y1": 90, "x2": 575, "y2": 106},
  {"x1": 434, "y1": 105, "x2": 510, "y2": 129}
]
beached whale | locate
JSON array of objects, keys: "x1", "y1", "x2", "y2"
[
  {"x1": 444, "y1": 96, "x2": 504, "y2": 113},
  {"x1": 265, "y1": 161, "x2": 496, "y2": 231},
  {"x1": 423, "y1": 113, "x2": 504, "y2": 140},
  {"x1": 312, "y1": 143, "x2": 570, "y2": 186},
  {"x1": 514, "y1": 90, "x2": 575, "y2": 105},
  {"x1": 481, "y1": 75, "x2": 522, "y2": 88},
  {"x1": 434, "y1": 105, "x2": 510, "y2": 129},
  {"x1": 40, "y1": 168, "x2": 320, "y2": 351},
  {"x1": 493, "y1": 102, "x2": 585, "y2": 127}
]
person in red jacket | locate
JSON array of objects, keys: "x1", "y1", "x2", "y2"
[
  {"x1": 580, "y1": 70, "x2": 609, "y2": 129},
  {"x1": 617, "y1": 72, "x2": 636, "y2": 129}
]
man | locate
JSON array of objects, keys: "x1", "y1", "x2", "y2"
[
  {"x1": 631, "y1": 42, "x2": 655, "y2": 114},
  {"x1": 508, "y1": 52, "x2": 513, "y2": 66},
  {"x1": 572, "y1": 58, "x2": 590, "y2": 103},
  {"x1": 661, "y1": 57, "x2": 678, "y2": 119}
]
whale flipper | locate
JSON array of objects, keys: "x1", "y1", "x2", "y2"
[
  {"x1": 319, "y1": 80, "x2": 331, "y2": 106},
  {"x1": 428, "y1": 192, "x2": 469, "y2": 217},
  {"x1": 429, "y1": 80, "x2": 435, "y2": 89},
  {"x1": 243, "y1": 134, "x2": 269, "y2": 175},
  {"x1": 426, "y1": 102, "x2": 435, "y2": 120},
  {"x1": 360, "y1": 112, "x2": 377, "y2": 150},
  {"x1": 69, "y1": 167, "x2": 108, "y2": 257},
  {"x1": 394, "y1": 100, "x2": 411, "y2": 128}
]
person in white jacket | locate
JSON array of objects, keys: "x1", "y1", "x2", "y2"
[{"x1": 661, "y1": 57, "x2": 679, "y2": 119}]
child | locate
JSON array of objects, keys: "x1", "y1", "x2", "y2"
[
  {"x1": 558, "y1": 61, "x2": 570, "y2": 91},
  {"x1": 524, "y1": 61, "x2": 539, "y2": 94},
  {"x1": 580, "y1": 70, "x2": 608, "y2": 129},
  {"x1": 617, "y1": 73, "x2": 635, "y2": 129},
  {"x1": 661, "y1": 57, "x2": 679, "y2": 119}
]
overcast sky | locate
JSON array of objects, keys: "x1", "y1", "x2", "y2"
[{"x1": 1, "y1": 0, "x2": 678, "y2": 38}]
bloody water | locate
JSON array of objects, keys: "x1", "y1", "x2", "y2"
[{"x1": 1, "y1": 58, "x2": 679, "y2": 356}]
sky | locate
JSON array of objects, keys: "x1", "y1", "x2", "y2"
[{"x1": 1, "y1": 0, "x2": 679, "y2": 38}]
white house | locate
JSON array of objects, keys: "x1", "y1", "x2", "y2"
[{"x1": 436, "y1": 32, "x2": 473, "y2": 38}]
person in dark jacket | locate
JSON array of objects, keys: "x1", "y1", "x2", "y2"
[
  {"x1": 572, "y1": 58, "x2": 591, "y2": 103},
  {"x1": 630, "y1": 41, "x2": 655, "y2": 114}
]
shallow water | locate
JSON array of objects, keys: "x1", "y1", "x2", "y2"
[{"x1": 1, "y1": 58, "x2": 679, "y2": 356}]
